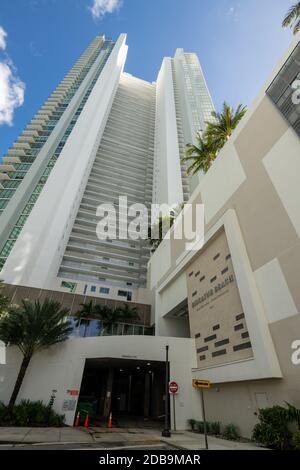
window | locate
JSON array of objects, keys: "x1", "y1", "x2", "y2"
[
  {"x1": 236, "y1": 313, "x2": 245, "y2": 321},
  {"x1": 233, "y1": 342, "x2": 252, "y2": 352},
  {"x1": 212, "y1": 349, "x2": 227, "y2": 357},
  {"x1": 90, "y1": 286, "x2": 96, "y2": 293},
  {"x1": 100, "y1": 287, "x2": 110, "y2": 294},
  {"x1": 204, "y1": 334, "x2": 217, "y2": 343},
  {"x1": 0, "y1": 200, "x2": 8, "y2": 210},
  {"x1": 267, "y1": 42, "x2": 300, "y2": 137},
  {"x1": 215, "y1": 338, "x2": 229, "y2": 347},
  {"x1": 118, "y1": 290, "x2": 128, "y2": 297},
  {"x1": 9, "y1": 227, "x2": 22, "y2": 239},
  {"x1": 241, "y1": 331, "x2": 249, "y2": 339},
  {"x1": 197, "y1": 346, "x2": 208, "y2": 353}
]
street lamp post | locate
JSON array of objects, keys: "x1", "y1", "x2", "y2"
[{"x1": 162, "y1": 344, "x2": 171, "y2": 438}]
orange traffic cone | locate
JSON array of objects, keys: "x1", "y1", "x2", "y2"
[
  {"x1": 75, "y1": 411, "x2": 80, "y2": 427},
  {"x1": 107, "y1": 412, "x2": 113, "y2": 429},
  {"x1": 84, "y1": 413, "x2": 89, "y2": 428}
]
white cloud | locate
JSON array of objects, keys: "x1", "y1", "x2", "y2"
[
  {"x1": 0, "y1": 26, "x2": 7, "y2": 50},
  {"x1": 0, "y1": 27, "x2": 25, "y2": 126},
  {"x1": 89, "y1": 0, "x2": 123, "y2": 20}
]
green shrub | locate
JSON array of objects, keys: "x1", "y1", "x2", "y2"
[
  {"x1": 188, "y1": 419, "x2": 196, "y2": 431},
  {"x1": 252, "y1": 405, "x2": 293, "y2": 450},
  {"x1": 223, "y1": 423, "x2": 240, "y2": 440},
  {"x1": 195, "y1": 420, "x2": 212, "y2": 434},
  {"x1": 209, "y1": 421, "x2": 221, "y2": 435},
  {"x1": 253, "y1": 422, "x2": 291, "y2": 450},
  {"x1": 0, "y1": 400, "x2": 65, "y2": 427},
  {"x1": 293, "y1": 431, "x2": 300, "y2": 450},
  {"x1": 285, "y1": 402, "x2": 300, "y2": 430},
  {"x1": 0, "y1": 402, "x2": 7, "y2": 422},
  {"x1": 195, "y1": 420, "x2": 205, "y2": 433}
]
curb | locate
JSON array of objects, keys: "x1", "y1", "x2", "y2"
[
  {"x1": 160, "y1": 439, "x2": 200, "y2": 451},
  {"x1": 0, "y1": 440, "x2": 94, "y2": 447}
]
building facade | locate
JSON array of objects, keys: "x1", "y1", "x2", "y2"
[
  {"x1": 149, "y1": 34, "x2": 300, "y2": 436},
  {"x1": 0, "y1": 33, "x2": 300, "y2": 437}
]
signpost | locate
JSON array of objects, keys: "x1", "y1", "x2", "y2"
[
  {"x1": 162, "y1": 345, "x2": 171, "y2": 438},
  {"x1": 192, "y1": 379, "x2": 211, "y2": 450},
  {"x1": 169, "y1": 381, "x2": 178, "y2": 431}
]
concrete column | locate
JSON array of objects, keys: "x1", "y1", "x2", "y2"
[
  {"x1": 103, "y1": 367, "x2": 114, "y2": 417},
  {"x1": 144, "y1": 372, "x2": 151, "y2": 417}
]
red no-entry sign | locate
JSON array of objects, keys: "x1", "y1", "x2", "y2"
[{"x1": 169, "y1": 381, "x2": 179, "y2": 395}]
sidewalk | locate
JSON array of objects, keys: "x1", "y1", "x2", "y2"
[
  {"x1": 161, "y1": 431, "x2": 268, "y2": 451},
  {"x1": 0, "y1": 426, "x2": 93, "y2": 445},
  {"x1": 0, "y1": 427, "x2": 267, "y2": 450}
]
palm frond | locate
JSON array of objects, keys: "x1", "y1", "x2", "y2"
[
  {"x1": 282, "y1": 2, "x2": 300, "y2": 29},
  {"x1": 0, "y1": 298, "x2": 72, "y2": 356},
  {"x1": 206, "y1": 101, "x2": 246, "y2": 148},
  {"x1": 293, "y1": 17, "x2": 300, "y2": 33}
]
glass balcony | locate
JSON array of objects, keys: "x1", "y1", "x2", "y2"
[{"x1": 69, "y1": 316, "x2": 154, "y2": 338}]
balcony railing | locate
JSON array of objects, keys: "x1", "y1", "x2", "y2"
[{"x1": 69, "y1": 317, "x2": 154, "y2": 338}]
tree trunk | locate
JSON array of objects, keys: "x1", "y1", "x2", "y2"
[{"x1": 8, "y1": 355, "x2": 31, "y2": 408}]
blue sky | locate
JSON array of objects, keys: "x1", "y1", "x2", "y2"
[{"x1": 0, "y1": 0, "x2": 295, "y2": 158}]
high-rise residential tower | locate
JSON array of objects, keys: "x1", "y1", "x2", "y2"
[
  {"x1": 0, "y1": 34, "x2": 214, "y2": 302},
  {"x1": 152, "y1": 48, "x2": 216, "y2": 215}
]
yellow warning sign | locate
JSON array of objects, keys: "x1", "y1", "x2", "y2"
[{"x1": 192, "y1": 379, "x2": 211, "y2": 389}]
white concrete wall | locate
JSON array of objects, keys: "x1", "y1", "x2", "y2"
[
  {"x1": 153, "y1": 58, "x2": 183, "y2": 217},
  {"x1": 154, "y1": 271, "x2": 189, "y2": 337},
  {"x1": 51, "y1": 276, "x2": 152, "y2": 305},
  {"x1": 0, "y1": 335, "x2": 201, "y2": 429},
  {"x1": 1, "y1": 34, "x2": 128, "y2": 289}
]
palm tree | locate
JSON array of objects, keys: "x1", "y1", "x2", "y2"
[
  {"x1": 94, "y1": 303, "x2": 139, "y2": 335},
  {"x1": 148, "y1": 215, "x2": 171, "y2": 250},
  {"x1": 206, "y1": 102, "x2": 247, "y2": 149},
  {"x1": 148, "y1": 203, "x2": 184, "y2": 252},
  {"x1": 0, "y1": 298, "x2": 72, "y2": 408},
  {"x1": 74, "y1": 300, "x2": 95, "y2": 337},
  {"x1": 0, "y1": 282, "x2": 10, "y2": 313},
  {"x1": 115, "y1": 303, "x2": 139, "y2": 323},
  {"x1": 282, "y1": 2, "x2": 300, "y2": 35},
  {"x1": 93, "y1": 305, "x2": 119, "y2": 335},
  {"x1": 182, "y1": 132, "x2": 218, "y2": 176}
]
